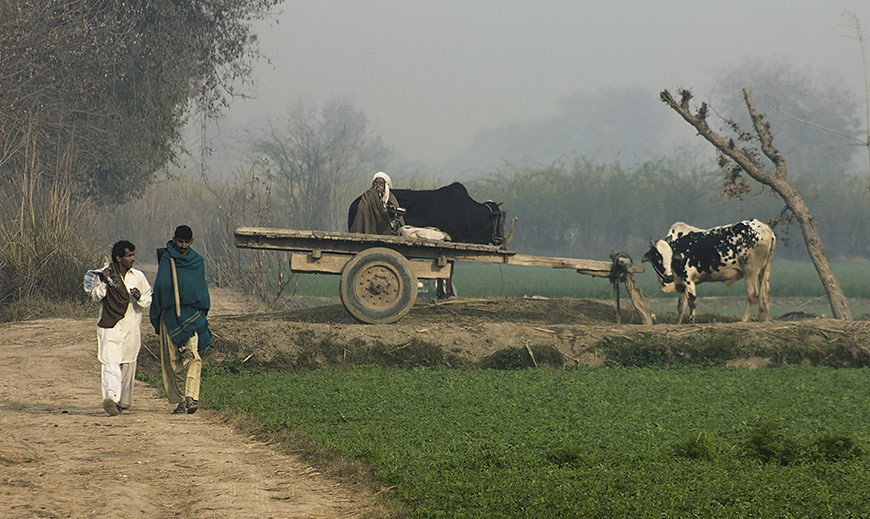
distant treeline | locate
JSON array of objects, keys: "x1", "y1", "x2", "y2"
[
  {"x1": 92, "y1": 154, "x2": 870, "y2": 291},
  {"x1": 469, "y1": 156, "x2": 870, "y2": 262},
  {"x1": 4, "y1": 149, "x2": 864, "y2": 310}
]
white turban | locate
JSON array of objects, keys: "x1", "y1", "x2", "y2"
[{"x1": 373, "y1": 171, "x2": 392, "y2": 206}]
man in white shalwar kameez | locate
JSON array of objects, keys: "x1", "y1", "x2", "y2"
[{"x1": 84, "y1": 240, "x2": 152, "y2": 416}]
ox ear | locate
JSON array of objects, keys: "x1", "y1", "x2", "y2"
[{"x1": 497, "y1": 202, "x2": 503, "y2": 207}]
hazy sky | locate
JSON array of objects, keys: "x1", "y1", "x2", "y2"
[{"x1": 217, "y1": 0, "x2": 870, "y2": 167}]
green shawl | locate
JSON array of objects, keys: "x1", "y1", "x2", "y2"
[{"x1": 149, "y1": 240, "x2": 213, "y2": 349}]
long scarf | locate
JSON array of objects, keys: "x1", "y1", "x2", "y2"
[
  {"x1": 149, "y1": 241, "x2": 213, "y2": 349},
  {"x1": 97, "y1": 263, "x2": 129, "y2": 329}
]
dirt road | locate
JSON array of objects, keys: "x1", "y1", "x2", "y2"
[{"x1": 0, "y1": 312, "x2": 378, "y2": 518}]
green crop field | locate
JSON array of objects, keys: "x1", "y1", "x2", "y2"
[
  {"x1": 205, "y1": 366, "x2": 868, "y2": 518},
  {"x1": 199, "y1": 256, "x2": 870, "y2": 516}
]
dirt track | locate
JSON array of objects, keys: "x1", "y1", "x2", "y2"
[{"x1": 0, "y1": 298, "x2": 380, "y2": 518}]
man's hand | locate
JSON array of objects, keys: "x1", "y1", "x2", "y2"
[
  {"x1": 130, "y1": 287, "x2": 141, "y2": 300},
  {"x1": 102, "y1": 266, "x2": 119, "y2": 288}
]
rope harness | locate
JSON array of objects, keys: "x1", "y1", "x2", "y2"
[
  {"x1": 483, "y1": 201, "x2": 504, "y2": 245},
  {"x1": 609, "y1": 251, "x2": 632, "y2": 323}
]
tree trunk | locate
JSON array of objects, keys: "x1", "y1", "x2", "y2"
[
  {"x1": 660, "y1": 88, "x2": 852, "y2": 320},
  {"x1": 765, "y1": 177, "x2": 852, "y2": 320}
]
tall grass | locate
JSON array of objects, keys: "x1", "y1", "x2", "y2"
[{"x1": 0, "y1": 126, "x2": 100, "y2": 315}]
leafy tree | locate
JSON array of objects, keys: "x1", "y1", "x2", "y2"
[
  {"x1": 477, "y1": 155, "x2": 725, "y2": 259},
  {"x1": 0, "y1": 0, "x2": 279, "y2": 204},
  {"x1": 250, "y1": 98, "x2": 391, "y2": 231},
  {"x1": 0, "y1": 0, "x2": 279, "y2": 308}
]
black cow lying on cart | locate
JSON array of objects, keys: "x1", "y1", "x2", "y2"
[{"x1": 348, "y1": 182, "x2": 511, "y2": 298}]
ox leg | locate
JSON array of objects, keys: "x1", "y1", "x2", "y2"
[
  {"x1": 758, "y1": 273, "x2": 771, "y2": 322},
  {"x1": 683, "y1": 281, "x2": 698, "y2": 324},
  {"x1": 687, "y1": 290, "x2": 697, "y2": 323},
  {"x1": 757, "y1": 251, "x2": 775, "y2": 322},
  {"x1": 676, "y1": 284, "x2": 687, "y2": 324},
  {"x1": 435, "y1": 279, "x2": 448, "y2": 299},
  {"x1": 741, "y1": 274, "x2": 760, "y2": 322},
  {"x1": 435, "y1": 275, "x2": 457, "y2": 300}
]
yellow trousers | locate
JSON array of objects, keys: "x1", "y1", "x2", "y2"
[{"x1": 158, "y1": 319, "x2": 201, "y2": 404}]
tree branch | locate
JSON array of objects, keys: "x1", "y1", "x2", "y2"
[
  {"x1": 742, "y1": 88, "x2": 787, "y2": 177},
  {"x1": 769, "y1": 102, "x2": 867, "y2": 145},
  {"x1": 660, "y1": 89, "x2": 778, "y2": 184}
]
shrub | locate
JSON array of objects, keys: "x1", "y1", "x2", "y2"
[
  {"x1": 671, "y1": 431, "x2": 721, "y2": 461},
  {"x1": 741, "y1": 421, "x2": 802, "y2": 465},
  {"x1": 809, "y1": 435, "x2": 863, "y2": 462},
  {"x1": 478, "y1": 344, "x2": 564, "y2": 369}
]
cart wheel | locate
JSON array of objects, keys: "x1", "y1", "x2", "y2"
[{"x1": 340, "y1": 247, "x2": 418, "y2": 324}]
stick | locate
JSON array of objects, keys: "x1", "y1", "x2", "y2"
[
  {"x1": 170, "y1": 257, "x2": 181, "y2": 318},
  {"x1": 141, "y1": 343, "x2": 159, "y2": 360},
  {"x1": 524, "y1": 343, "x2": 538, "y2": 367}
]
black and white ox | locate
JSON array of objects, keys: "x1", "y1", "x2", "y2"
[
  {"x1": 348, "y1": 182, "x2": 512, "y2": 298},
  {"x1": 348, "y1": 182, "x2": 509, "y2": 246},
  {"x1": 642, "y1": 219, "x2": 776, "y2": 324}
]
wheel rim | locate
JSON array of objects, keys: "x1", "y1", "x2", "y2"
[
  {"x1": 340, "y1": 247, "x2": 417, "y2": 324},
  {"x1": 351, "y1": 262, "x2": 404, "y2": 312}
]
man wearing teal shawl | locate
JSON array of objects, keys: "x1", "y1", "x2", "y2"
[{"x1": 149, "y1": 225, "x2": 212, "y2": 415}]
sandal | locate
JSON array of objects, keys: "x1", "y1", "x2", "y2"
[
  {"x1": 171, "y1": 401, "x2": 187, "y2": 414},
  {"x1": 102, "y1": 398, "x2": 120, "y2": 417},
  {"x1": 185, "y1": 397, "x2": 199, "y2": 414}
]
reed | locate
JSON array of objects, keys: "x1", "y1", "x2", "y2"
[{"x1": 0, "y1": 124, "x2": 100, "y2": 310}]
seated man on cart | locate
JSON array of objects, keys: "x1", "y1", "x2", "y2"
[{"x1": 349, "y1": 171, "x2": 405, "y2": 235}]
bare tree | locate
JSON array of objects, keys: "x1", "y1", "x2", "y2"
[
  {"x1": 661, "y1": 88, "x2": 851, "y2": 320},
  {"x1": 251, "y1": 99, "x2": 391, "y2": 231}
]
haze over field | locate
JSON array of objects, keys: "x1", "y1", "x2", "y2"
[{"x1": 203, "y1": 1, "x2": 870, "y2": 178}]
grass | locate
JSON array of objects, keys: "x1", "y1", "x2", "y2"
[
  {"x1": 0, "y1": 297, "x2": 95, "y2": 322},
  {"x1": 204, "y1": 366, "x2": 869, "y2": 518}
]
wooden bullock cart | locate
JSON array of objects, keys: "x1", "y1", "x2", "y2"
[{"x1": 233, "y1": 227, "x2": 652, "y2": 325}]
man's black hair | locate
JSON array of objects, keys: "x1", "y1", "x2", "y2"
[
  {"x1": 174, "y1": 225, "x2": 193, "y2": 240},
  {"x1": 111, "y1": 240, "x2": 135, "y2": 262}
]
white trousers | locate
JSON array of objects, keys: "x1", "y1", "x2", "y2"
[{"x1": 101, "y1": 361, "x2": 137, "y2": 407}]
